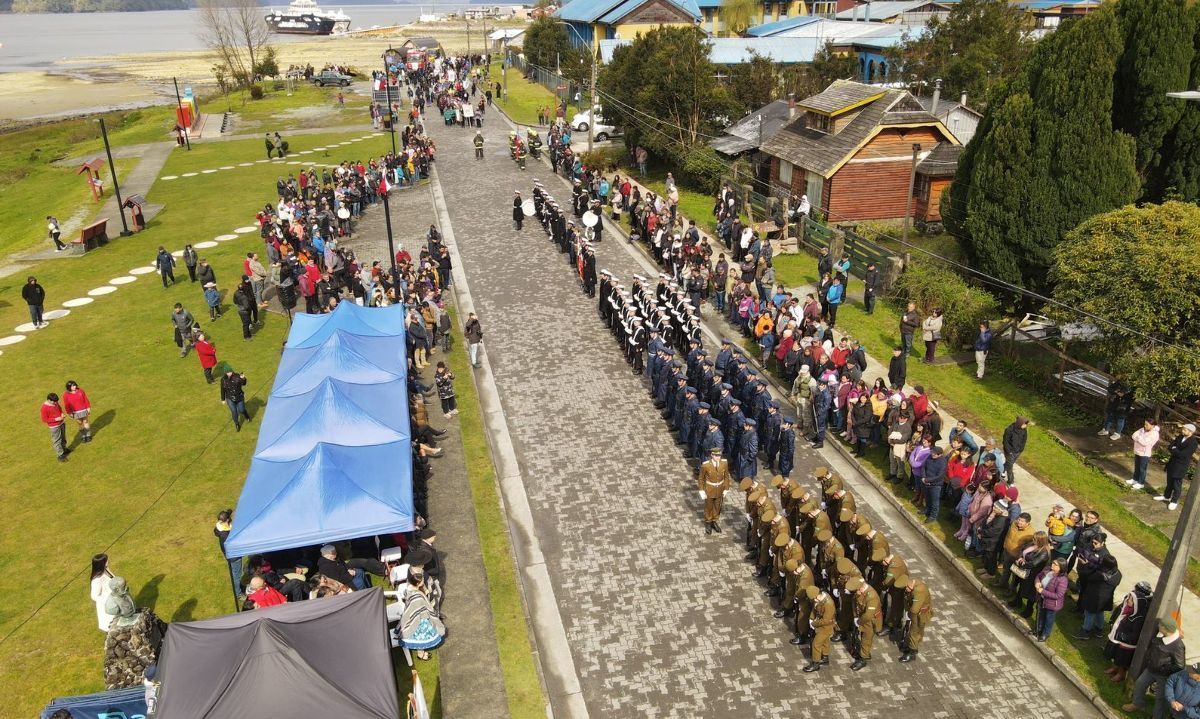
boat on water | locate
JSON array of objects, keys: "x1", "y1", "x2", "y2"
[{"x1": 265, "y1": 0, "x2": 351, "y2": 36}]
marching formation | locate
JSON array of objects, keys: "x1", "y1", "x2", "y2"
[{"x1": 519, "y1": 178, "x2": 935, "y2": 671}]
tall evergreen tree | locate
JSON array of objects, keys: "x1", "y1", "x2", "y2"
[
  {"x1": 1161, "y1": 7, "x2": 1200, "y2": 201},
  {"x1": 1112, "y1": 0, "x2": 1196, "y2": 197}
]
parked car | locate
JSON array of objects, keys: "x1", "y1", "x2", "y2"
[
  {"x1": 311, "y1": 70, "x2": 352, "y2": 87},
  {"x1": 569, "y1": 107, "x2": 619, "y2": 142}
]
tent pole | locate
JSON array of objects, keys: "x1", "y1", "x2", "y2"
[{"x1": 230, "y1": 559, "x2": 242, "y2": 612}]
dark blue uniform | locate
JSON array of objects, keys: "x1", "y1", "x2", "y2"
[
  {"x1": 689, "y1": 404, "x2": 712, "y2": 458},
  {"x1": 702, "y1": 422, "x2": 725, "y2": 457},
  {"x1": 777, "y1": 420, "x2": 796, "y2": 478},
  {"x1": 724, "y1": 403, "x2": 745, "y2": 458},
  {"x1": 764, "y1": 407, "x2": 783, "y2": 470},
  {"x1": 812, "y1": 384, "x2": 832, "y2": 447},
  {"x1": 737, "y1": 419, "x2": 759, "y2": 479}
]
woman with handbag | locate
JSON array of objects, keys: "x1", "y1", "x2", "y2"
[
  {"x1": 922, "y1": 309, "x2": 944, "y2": 363},
  {"x1": 1033, "y1": 558, "x2": 1069, "y2": 641},
  {"x1": 1010, "y1": 531, "x2": 1050, "y2": 618}
]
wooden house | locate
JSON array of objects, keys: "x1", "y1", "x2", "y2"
[{"x1": 759, "y1": 80, "x2": 959, "y2": 223}]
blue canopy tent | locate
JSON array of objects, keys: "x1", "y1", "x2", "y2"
[
  {"x1": 223, "y1": 302, "x2": 414, "y2": 560},
  {"x1": 41, "y1": 687, "x2": 147, "y2": 719}
]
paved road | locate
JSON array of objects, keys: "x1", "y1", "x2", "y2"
[{"x1": 425, "y1": 104, "x2": 1100, "y2": 719}]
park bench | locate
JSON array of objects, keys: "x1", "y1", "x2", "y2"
[{"x1": 72, "y1": 218, "x2": 108, "y2": 254}]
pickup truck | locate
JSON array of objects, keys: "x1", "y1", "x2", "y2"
[{"x1": 311, "y1": 70, "x2": 352, "y2": 87}]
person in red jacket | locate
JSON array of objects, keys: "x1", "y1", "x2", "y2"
[
  {"x1": 63, "y1": 380, "x2": 93, "y2": 443},
  {"x1": 41, "y1": 392, "x2": 69, "y2": 462},
  {"x1": 195, "y1": 333, "x2": 218, "y2": 384},
  {"x1": 245, "y1": 576, "x2": 287, "y2": 609}
]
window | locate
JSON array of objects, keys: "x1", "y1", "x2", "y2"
[
  {"x1": 778, "y1": 159, "x2": 793, "y2": 186},
  {"x1": 807, "y1": 112, "x2": 831, "y2": 133},
  {"x1": 916, "y1": 175, "x2": 931, "y2": 201}
]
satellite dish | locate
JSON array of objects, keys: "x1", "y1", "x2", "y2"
[
  {"x1": 521, "y1": 199, "x2": 536, "y2": 216},
  {"x1": 582, "y1": 211, "x2": 599, "y2": 227},
  {"x1": 337, "y1": 207, "x2": 350, "y2": 220}
]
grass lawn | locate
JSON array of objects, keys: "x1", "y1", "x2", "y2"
[
  {"x1": 0, "y1": 129, "x2": 405, "y2": 719},
  {"x1": 486, "y1": 61, "x2": 558, "y2": 127},
  {"x1": 212, "y1": 82, "x2": 371, "y2": 128},
  {"x1": 770, "y1": 253, "x2": 1200, "y2": 594},
  {"x1": 443, "y1": 308, "x2": 546, "y2": 717}
]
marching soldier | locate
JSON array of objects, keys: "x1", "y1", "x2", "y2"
[
  {"x1": 723, "y1": 399, "x2": 745, "y2": 459},
  {"x1": 803, "y1": 585, "x2": 836, "y2": 672},
  {"x1": 893, "y1": 575, "x2": 933, "y2": 663},
  {"x1": 687, "y1": 403, "x2": 712, "y2": 459},
  {"x1": 858, "y1": 524, "x2": 889, "y2": 577},
  {"x1": 816, "y1": 528, "x2": 845, "y2": 590},
  {"x1": 847, "y1": 576, "x2": 883, "y2": 671},
  {"x1": 779, "y1": 558, "x2": 816, "y2": 647},
  {"x1": 750, "y1": 502, "x2": 776, "y2": 566},
  {"x1": 737, "y1": 418, "x2": 759, "y2": 479},
  {"x1": 880, "y1": 553, "x2": 911, "y2": 636},
  {"x1": 777, "y1": 417, "x2": 797, "y2": 478},
  {"x1": 800, "y1": 502, "x2": 832, "y2": 568},
  {"x1": 769, "y1": 533, "x2": 804, "y2": 600},
  {"x1": 697, "y1": 447, "x2": 731, "y2": 534}
]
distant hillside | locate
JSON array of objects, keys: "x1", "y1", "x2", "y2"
[{"x1": 10, "y1": 0, "x2": 190, "y2": 10}]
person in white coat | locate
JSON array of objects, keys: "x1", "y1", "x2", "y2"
[{"x1": 90, "y1": 553, "x2": 114, "y2": 632}]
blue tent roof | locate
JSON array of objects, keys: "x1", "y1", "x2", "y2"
[
  {"x1": 223, "y1": 302, "x2": 414, "y2": 558},
  {"x1": 556, "y1": 0, "x2": 627, "y2": 22}
]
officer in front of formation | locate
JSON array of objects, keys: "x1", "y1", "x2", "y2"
[{"x1": 697, "y1": 447, "x2": 731, "y2": 534}]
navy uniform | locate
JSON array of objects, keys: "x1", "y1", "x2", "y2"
[
  {"x1": 713, "y1": 383, "x2": 733, "y2": 425},
  {"x1": 627, "y1": 318, "x2": 646, "y2": 374},
  {"x1": 763, "y1": 401, "x2": 782, "y2": 470},
  {"x1": 723, "y1": 399, "x2": 745, "y2": 459},
  {"x1": 777, "y1": 417, "x2": 796, "y2": 478},
  {"x1": 597, "y1": 270, "x2": 612, "y2": 322},
  {"x1": 737, "y1": 418, "x2": 759, "y2": 479},
  {"x1": 687, "y1": 403, "x2": 712, "y2": 459},
  {"x1": 714, "y1": 338, "x2": 733, "y2": 374},
  {"x1": 812, "y1": 379, "x2": 833, "y2": 449},
  {"x1": 677, "y1": 386, "x2": 699, "y2": 441}
]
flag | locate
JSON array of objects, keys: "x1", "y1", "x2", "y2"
[
  {"x1": 408, "y1": 670, "x2": 430, "y2": 719},
  {"x1": 380, "y1": 174, "x2": 390, "y2": 195}
]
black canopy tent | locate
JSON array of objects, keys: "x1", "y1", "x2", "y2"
[{"x1": 154, "y1": 589, "x2": 399, "y2": 718}]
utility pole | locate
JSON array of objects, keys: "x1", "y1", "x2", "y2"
[
  {"x1": 587, "y1": 48, "x2": 597, "y2": 153},
  {"x1": 382, "y1": 186, "x2": 398, "y2": 281},
  {"x1": 901, "y1": 142, "x2": 921, "y2": 267},
  {"x1": 172, "y1": 77, "x2": 190, "y2": 151},
  {"x1": 1130, "y1": 458, "x2": 1200, "y2": 678},
  {"x1": 382, "y1": 55, "x2": 397, "y2": 157},
  {"x1": 503, "y1": 45, "x2": 509, "y2": 101},
  {"x1": 98, "y1": 117, "x2": 131, "y2": 237},
  {"x1": 466, "y1": 19, "x2": 471, "y2": 56}
]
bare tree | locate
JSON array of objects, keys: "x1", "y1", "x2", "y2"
[{"x1": 198, "y1": 0, "x2": 272, "y2": 87}]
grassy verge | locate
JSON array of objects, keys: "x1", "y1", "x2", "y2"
[
  {"x1": 769, "y1": 253, "x2": 1200, "y2": 595},
  {"x1": 0, "y1": 129, "x2": 399, "y2": 719},
  {"x1": 443, "y1": 307, "x2": 547, "y2": 717},
  {"x1": 211, "y1": 82, "x2": 370, "y2": 127},
  {"x1": 486, "y1": 61, "x2": 558, "y2": 127}
]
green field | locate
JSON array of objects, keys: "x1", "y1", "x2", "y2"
[
  {"x1": 487, "y1": 61, "x2": 558, "y2": 127},
  {"x1": 0, "y1": 125, "x2": 437, "y2": 717}
]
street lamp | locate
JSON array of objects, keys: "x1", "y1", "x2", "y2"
[
  {"x1": 382, "y1": 49, "x2": 398, "y2": 157},
  {"x1": 557, "y1": 21, "x2": 598, "y2": 154}
]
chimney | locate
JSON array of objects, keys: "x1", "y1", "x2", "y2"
[
  {"x1": 788, "y1": 93, "x2": 796, "y2": 120},
  {"x1": 930, "y1": 78, "x2": 942, "y2": 116},
  {"x1": 852, "y1": 1, "x2": 859, "y2": 21},
  {"x1": 865, "y1": 2, "x2": 871, "y2": 21},
  {"x1": 960, "y1": 91, "x2": 968, "y2": 107}
]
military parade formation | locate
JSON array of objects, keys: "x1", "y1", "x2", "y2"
[{"x1": 517, "y1": 176, "x2": 935, "y2": 672}]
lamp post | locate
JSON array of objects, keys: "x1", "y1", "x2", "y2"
[
  {"x1": 98, "y1": 117, "x2": 131, "y2": 237},
  {"x1": 1128, "y1": 87, "x2": 1200, "y2": 680},
  {"x1": 558, "y1": 21, "x2": 598, "y2": 153},
  {"x1": 382, "y1": 52, "x2": 398, "y2": 157},
  {"x1": 900, "y1": 143, "x2": 921, "y2": 266}
]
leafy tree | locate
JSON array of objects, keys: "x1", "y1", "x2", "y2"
[
  {"x1": 892, "y1": 0, "x2": 1033, "y2": 107},
  {"x1": 954, "y1": 7, "x2": 1139, "y2": 296},
  {"x1": 254, "y1": 45, "x2": 280, "y2": 80},
  {"x1": 728, "y1": 52, "x2": 779, "y2": 113},
  {"x1": 719, "y1": 0, "x2": 759, "y2": 36},
  {"x1": 1050, "y1": 201, "x2": 1200, "y2": 403},
  {"x1": 1159, "y1": 6, "x2": 1200, "y2": 201},
  {"x1": 599, "y1": 26, "x2": 737, "y2": 155},
  {"x1": 522, "y1": 18, "x2": 571, "y2": 74},
  {"x1": 1112, "y1": 0, "x2": 1196, "y2": 197}
]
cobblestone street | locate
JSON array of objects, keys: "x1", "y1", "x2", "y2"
[{"x1": 409, "y1": 104, "x2": 1098, "y2": 719}]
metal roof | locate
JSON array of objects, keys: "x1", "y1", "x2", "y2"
[
  {"x1": 798, "y1": 79, "x2": 886, "y2": 115},
  {"x1": 745, "y1": 15, "x2": 822, "y2": 36},
  {"x1": 710, "y1": 99, "x2": 795, "y2": 155},
  {"x1": 834, "y1": 0, "x2": 949, "y2": 20},
  {"x1": 556, "y1": 0, "x2": 628, "y2": 22},
  {"x1": 598, "y1": 0, "x2": 699, "y2": 22},
  {"x1": 599, "y1": 36, "x2": 820, "y2": 64}
]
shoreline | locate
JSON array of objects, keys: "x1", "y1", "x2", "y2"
[{"x1": 0, "y1": 19, "x2": 520, "y2": 124}]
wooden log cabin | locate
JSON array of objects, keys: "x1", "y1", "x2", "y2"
[{"x1": 759, "y1": 80, "x2": 960, "y2": 225}]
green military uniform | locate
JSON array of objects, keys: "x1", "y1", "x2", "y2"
[
  {"x1": 829, "y1": 488, "x2": 854, "y2": 534},
  {"x1": 847, "y1": 577, "x2": 883, "y2": 670},
  {"x1": 804, "y1": 586, "x2": 836, "y2": 671},
  {"x1": 757, "y1": 513, "x2": 790, "y2": 574},
  {"x1": 848, "y1": 519, "x2": 873, "y2": 568},
  {"x1": 787, "y1": 487, "x2": 811, "y2": 538},
  {"x1": 881, "y1": 555, "x2": 910, "y2": 632},
  {"x1": 473, "y1": 131, "x2": 484, "y2": 160},
  {"x1": 895, "y1": 575, "x2": 933, "y2": 662},
  {"x1": 775, "y1": 476, "x2": 796, "y2": 518},
  {"x1": 778, "y1": 559, "x2": 816, "y2": 646},
  {"x1": 832, "y1": 556, "x2": 863, "y2": 639},
  {"x1": 862, "y1": 530, "x2": 891, "y2": 584},
  {"x1": 770, "y1": 536, "x2": 804, "y2": 597},
  {"x1": 837, "y1": 507, "x2": 863, "y2": 554},
  {"x1": 801, "y1": 504, "x2": 832, "y2": 568},
  {"x1": 751, "y1": 503, "x2": 775, "y2": 566},
  {"x1": 816, "y1": 529, "x2": 844, "y2": 589},
  {"x1": 745, "y1": 490, "x2": 768, "y2": 555}
]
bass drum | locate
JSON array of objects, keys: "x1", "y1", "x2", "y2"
[
  {"x1": 522, "y1": 199, "x2": 536, "y2": 216},
  {"x1": 582, "y1": 210, "x2": 599, "y2": 227}
]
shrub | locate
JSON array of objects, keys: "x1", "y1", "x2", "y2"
[
  {"x1": 680, "y1": 145, "x2": 725, "y2": 195},
  {"x1": 893, "y1": 260, "x2": 999, "y2": 348},
  {"x1": 249, "y1": 85, "x2": 265, "y2": 100},
  {"x1": 578, "y1": 147, "x2": 623, "y2": 172}
]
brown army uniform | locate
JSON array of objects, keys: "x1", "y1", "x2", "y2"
[
  {"x1": 771, "y1": 536, "x2": 804, "y2": 596},
  {"x1": 802, "y1": 506, "x2": 832, "y2": 567},
  {"x1": 697, "y1": 453, "x2": 732, "y2": 526},
  {"x1": 816, "y1": 531, "x2": 845, "y2": 589},
  {"x1": 837, "y1": 509, "x2": 864, "y2": 554},
  {"x1": 830, "y1": 489, "x2": 856, "y2": 536},
  {"x1": 847, "y1": 519, "x2": 873, "y2": 568},
  {"x1": 774, "y1": 476, "x2": 795, "y2": 516},
  {"x1": 832, "y1": 557, "x2": 863, "y2": 637},
  {"x1": 862, "y1": 531, "x2": 892, "y2": 583},
  {"x1": 781, "y1": 560, "x2": 816, "y2": 643},
  {"x1": 881, "y1": 555, "x2": 911, "y2": 632},
  {"x1": 805, "y1": 587, "x2": 836, "y2": 669},
  {"x1": 899, "y1": 577, "x2": 933, "y2": 660},
  {"x1": 850, "y1": 580, "x2": 883, "y2": 665},
  {"x1": 758, "y1": 513, "x2": 791, "y2": 574}
]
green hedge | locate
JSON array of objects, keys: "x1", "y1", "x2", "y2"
[{"x1": 893, "y1": 260, "x2": 999, "y2": 348}]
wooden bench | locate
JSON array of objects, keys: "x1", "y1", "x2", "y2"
[{"x1": 72, "y1": 218, "x2": 108, "y2": 254}]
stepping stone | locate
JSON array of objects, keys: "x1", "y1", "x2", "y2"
[
  {"x1": 129, "y1": 266, "x2": 157, "y2": 275},
  {"x1": 202, "y1": 169, "x2": 218, "y2": 174},
  {"x1": 313, "y1": 147, "x2": 326, "y2": 151},
  {"x1": 351, "y1": 138, "x2": 363, "y2": 142},
  {"x1": 15, "y1": 322, "x2": 39, "y2": 333},
  {"x1": 161, "y1": 175, "x2": 178, "y2": 181},
  {"x1": 181, "y1": 172, "x2": 198, "y2": 177},
  {"x1": 234, "y1": 226, "x2": 258, "y2": 234},
  {"x1": 109, "y1": 277, "x2": 136, "y2": 285},
  {"x1": 238, "y1": 162, "x2": 254, "y2": 167},
  {"x1": 220, "y1": 165, "x2": 235, "y2": 170},
  {"x1": 63, "y1": 298, "x2": 94, "y2": 307},
  {"x1": 194, "y1": 241, "x2": 218, "y2": 249},
  {"x1": 0, "y1": 334, "x2": 27, "y2": 346},
  {"x1": 171, "y1": 250, "x2": 184, "y2": 257},
  {"x1": 43, "y1": 309, "x2": 71, "y2": 320},
  {"x1": 215, "y1": 234, "x2": 238, "y2": 242},
  {"x1": 287, "y1": 161, "x2": 302, "y2": 165},
  {"x1": 88, "y1": 286, "x2": 117, "y2": 296},
  {"x1": 255, "y1": 159, "x2": 269, "y2": 163},
  {"x1": 299, "y1": 150, "x2": 313, "y2": 155}
]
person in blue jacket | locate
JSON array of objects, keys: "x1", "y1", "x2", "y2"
[
  {"x1": 1163, "y1": 664, "x2": 1200, "y2": 718},
  {"x1": 737, "y1": 418, "x2": 759, "y2": 479},
  {"x1": 826, "y1": 277, "x2": 845, "y2": 326},
  {"x1": 777, "y1": 417, "x2": 797, "y2": 478},
  {"x1": 812, "y1": 380, "x2": 833, "y2": 449}
]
